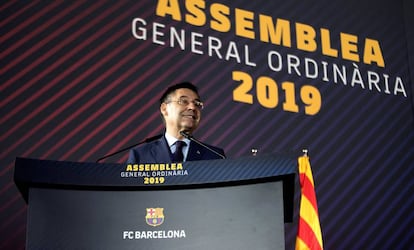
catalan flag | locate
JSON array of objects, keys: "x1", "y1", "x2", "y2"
[{"x1": 296, "y1": 155, "x2": 323, "y2": 250}]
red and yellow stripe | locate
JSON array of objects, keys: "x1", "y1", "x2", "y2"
[{"x1": 296, "y1": 156, "x2": 323, "y2": 250}]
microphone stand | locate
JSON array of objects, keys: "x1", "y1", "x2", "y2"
[
  {"x1": 180, "y1": 131, "x2": 226, "y2": 159},
  {"x1": 96, "y1": 134, "x2": 163, "y2": 163}
]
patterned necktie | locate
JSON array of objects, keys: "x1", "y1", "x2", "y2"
[{"x1": 172, "y1": 141, "x2": 186, "y2": 162}]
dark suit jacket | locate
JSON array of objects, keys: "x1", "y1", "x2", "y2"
[{"x1": 127, "y1": 136, "x2": 225, "y2": 164}]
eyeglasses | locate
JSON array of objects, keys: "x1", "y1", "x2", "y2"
[{"x1": 166, "y1": 97, "x2": 204, "y2": 110}]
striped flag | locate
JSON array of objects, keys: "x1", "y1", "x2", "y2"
[{"x1": 296, "y1": 155, "x2": 323, "y2": 250}]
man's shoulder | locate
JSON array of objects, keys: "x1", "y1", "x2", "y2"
[
  {"x1": 205, "y1": 143, "x2": 225, "y2": 154},
  {"x1": 135, "y1": 136, "x2": 165, "y2": 152},
  {"x1": 190, "y1": 141, "x2": 225, "y2": 160},
  {"x1": 127, "y1": 136, "x2": 170, "y2": 164}
]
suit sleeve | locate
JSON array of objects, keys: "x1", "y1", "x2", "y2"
[{"x1": 127, "y1": 148, "x2": 140, "y2": 164}]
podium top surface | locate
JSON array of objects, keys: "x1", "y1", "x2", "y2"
[
  {"x1": 14, "y1": 154, "x2": 296, "y2": 222},
  {"x1": 15, "y1": 154, "x2": 295, "y2": 189}
]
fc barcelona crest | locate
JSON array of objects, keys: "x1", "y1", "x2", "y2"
[{"x1": 145, "y1": 208, "x2": 165, "y2": 227}]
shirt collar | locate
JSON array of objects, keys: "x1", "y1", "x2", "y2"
[{"x1": 165, "y1": 132, "x2": 190, "y2": 147}]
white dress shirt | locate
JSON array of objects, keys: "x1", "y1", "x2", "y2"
[{"x1": 165, "y1": 133, "x2": 191, "y2": 162}]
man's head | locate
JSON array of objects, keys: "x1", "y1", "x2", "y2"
[{"x1": 160, "y1": 82, "x2": 204, "y2": 138}]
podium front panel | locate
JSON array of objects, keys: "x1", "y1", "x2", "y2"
[{"x1": 27, "y1": 182, "x2": 285, "y2": 250}]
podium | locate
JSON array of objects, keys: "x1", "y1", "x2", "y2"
[{"x1": 14, "y1": 155, "x2": 296, "y2": 250}]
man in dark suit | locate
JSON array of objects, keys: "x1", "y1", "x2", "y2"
[{"x1": 127, "y1": 82, "x2": 225, "y2": 164}]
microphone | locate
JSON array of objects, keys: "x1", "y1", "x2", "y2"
[
  {"x1": 96, "y1": 134, "x2": 163, "y2": 162},
  {"x1": 180, "y1": 131, "x2": 226, "y2": 159}
]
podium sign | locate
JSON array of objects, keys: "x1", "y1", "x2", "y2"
[{"x1": 15, "y1": 155, "x2": 295, "y2": 250}]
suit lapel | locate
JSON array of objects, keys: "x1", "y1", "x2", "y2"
[
  {"x1": 150, "y1": 137, "x2": 172, "y2": 163},
  {"x1": 187, "y1": 141, "x2": 203, "y2": 161}
]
